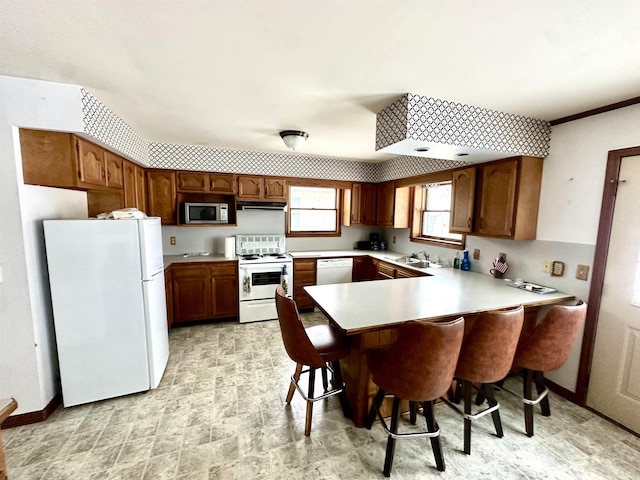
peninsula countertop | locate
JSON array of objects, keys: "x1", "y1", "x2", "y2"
[{"x1": 304, "y1": 268, "x2": 574, "y2": 335}]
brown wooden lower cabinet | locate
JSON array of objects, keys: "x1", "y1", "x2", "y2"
[
  {"x1": 293, "y1": 258, "x2": 317, "y2": 310},
  {"x1": 164, "y1": 267, "x2": 174, "y2": 328},
  {"x1": 374, "y1": 259, "x2": 428, "y2": 280},
  {"x1": 171, "y1": 261, "x2": 238, "y2": 323},
  {"x1": 352, "y1": 256, "x2": 376, "y2": 281}
]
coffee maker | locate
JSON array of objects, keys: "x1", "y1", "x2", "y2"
[{"x1": 369, "y1": 233, "x2": 380, "y2": 251}]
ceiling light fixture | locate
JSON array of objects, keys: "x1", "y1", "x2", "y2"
[
  {"x1": 279, "y1": 130, "x2": 309, "y2": 151},
  {"x1": 414, "y1": 146, "x2": 430, "y2": 152},
  {"x1": 456, "y1": 153, "x2": 469, "y2": 157}
]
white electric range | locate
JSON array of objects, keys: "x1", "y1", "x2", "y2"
[{"x1": 236, "y1": 234, "x2": 293, "y2": 323}]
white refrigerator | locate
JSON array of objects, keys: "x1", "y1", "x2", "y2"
[{"x1": 43, "y1": 217, "x2": 170, "y2": 407}]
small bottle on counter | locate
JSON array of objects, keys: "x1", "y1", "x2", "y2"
[
  {"x1": 460, "y1": 250, "x2": 471, "y2": 271},
  {"x1": 453, "y1": 252, "x2": 461, "y2": 269},
  {"x1": 281, "y1": 265, "x2": 289, "y2": 294}
]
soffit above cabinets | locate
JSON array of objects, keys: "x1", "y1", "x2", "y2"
[{"x1": 376, "y1": 94, "x2": 552, "y2": 163}]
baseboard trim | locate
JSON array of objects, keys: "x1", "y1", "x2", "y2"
[
  {"x1": 546, "y1": 379, "x2": 580, "y2": 404},
  {"x1": 0, "y1": 393, "x2": 61, "y2": 429}
]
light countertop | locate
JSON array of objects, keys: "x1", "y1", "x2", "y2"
[
  {"x1": 305, "y1": 268, "x2": 574, "y2": 335},
  {"x1": 164, "y1": 253, "x2": 236, "y2": 265}
]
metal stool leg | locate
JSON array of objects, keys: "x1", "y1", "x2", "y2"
[
  {"x1": 383, "y1": 397, "x2": 401, "y2": 477},
  {"x1": 423, "y1": 400, "x2": 445, "y2": 471}
]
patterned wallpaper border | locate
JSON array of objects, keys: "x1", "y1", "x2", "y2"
[
  {"x1": 82, "y1": 89, "x2": 547, "y2": 184},
  {"x1": 376, "y1": 93, "x2": 551, "y2": 158},
  {"x1": 81, "y1": 89, "x2": 149, "y2": 166}
]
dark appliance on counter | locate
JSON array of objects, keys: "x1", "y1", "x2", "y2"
[
  {"x1": 356, "y1": 240, "x2": 372, "y2": 250},
  {"x1": 369, "y1": 233, "x2": 380, "y2": 251}
]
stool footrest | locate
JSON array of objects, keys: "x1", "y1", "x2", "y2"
[{"x1": 373, "y1": 399, "x2": 440, "y2": 440}]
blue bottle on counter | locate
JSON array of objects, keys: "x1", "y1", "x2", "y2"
[{"x1": 460, "y1": 250, "x2": 471, "y2": 271}]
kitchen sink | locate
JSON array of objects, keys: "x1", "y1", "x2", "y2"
[{"x1": 385, "y1": 256, "x2": 429, "y2": 268}]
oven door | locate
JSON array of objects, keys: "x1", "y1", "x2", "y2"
[{"x1": 239, "y1": 263, "x2": 292, "y2": 301}]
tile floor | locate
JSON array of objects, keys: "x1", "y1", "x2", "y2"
[{"x1": 4, "y1": 312, "x2": 640, "y2": 479}]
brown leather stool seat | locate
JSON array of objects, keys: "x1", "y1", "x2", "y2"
[
  {"x1": 275, "y1": 287, "x2": 351, "y2": 436},
  {"x1": 510, "y1": 300, "x2": 587, "y2": 436},
  {"x1": 365, "y1": 318, "x2": 465, "y2": 477},
  {"x1": 443, "y1": 305, "x2": 524, "y2": 455}
]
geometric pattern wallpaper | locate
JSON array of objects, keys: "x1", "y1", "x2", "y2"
[
  {"x1": 376, "y1": 155, "x2": 469, "y2": 183},
  {"x1": 149, "y1": 143, "x2": 379, "y2": 182},
  {"x1": 81, "y1": 88, "x2": 546, "y2": 184},
  {"x1": 80, "y1": 89, "x2": 149, "y2": 166},
  {"x1": 377, "y1": 93, "x2": 551, "y2": 158}
]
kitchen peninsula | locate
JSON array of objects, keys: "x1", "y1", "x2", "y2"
[{"x1": 305, "y1": 270, "x2": 574, "y2": 426}]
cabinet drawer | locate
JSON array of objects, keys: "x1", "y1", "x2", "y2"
[
  {"x1": 173, "y1": 265, "x2": 209, "y2": 278},
  {"x1": 210, "y1": 263, "x2": 237, "y2": 276},
  {"x1": 377, "y1": 263, "x2": 395, "y2": 278},
  {"x1": 294, "y1": 259, "x2": 316, "y2": 271},
  {"x1": 295, "y1": 271, "x2": 316, "y2": 284}
]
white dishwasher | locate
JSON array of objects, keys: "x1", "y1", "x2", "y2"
[{"x1": 316, "y1": 257, "x2": 354, "y2": 285}]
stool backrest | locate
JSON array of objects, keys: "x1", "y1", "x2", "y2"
[
  {"x1": 513, "y1": 301, "x2": 587, "y2": 372},
  {"x1": 455, "y1": 305, "x2": 525, "y2": 384},
  {"x1": 275, "y1": 287, "x2": 325, "y2": 367},
  {"x1": 370, "y1": 317, "x2": 465, "y2": 401}
]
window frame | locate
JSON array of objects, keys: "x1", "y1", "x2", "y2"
[
  {"x1": 285, "y1": 185, "x2": 342, "y2": 238},
  {"x1": 410, "y1": 182, "x2": 465, "y2": 249}
]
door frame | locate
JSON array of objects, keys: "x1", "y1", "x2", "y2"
[{"x1": 576, "y1": 145, "x2": 640, "y2": 403}]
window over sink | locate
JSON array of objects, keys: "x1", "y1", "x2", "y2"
[{"x1": 411, "y1": 182, "x2": 465, "y2": 248}]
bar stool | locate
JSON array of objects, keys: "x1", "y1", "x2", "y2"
[
  {"x1": 275, "y1": 287, "x2": 351, "y2": 436},
  {"x1": 443, "y1": 305, "x2": 524, "y2": 455},
  {"x1": 510, "y1": 300, "x2": 587, "y2": 436},
  {"x1": 366, "y1": 317, "x2": 465, "y2": 477}
]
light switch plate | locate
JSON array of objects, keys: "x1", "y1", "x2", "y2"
[{"x1": 576, "y1": 264, "x2": 589, "y2": 281}]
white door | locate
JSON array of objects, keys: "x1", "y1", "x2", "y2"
[{"x1": 587, "y1": 155, "x2": 640, "y2": 433}]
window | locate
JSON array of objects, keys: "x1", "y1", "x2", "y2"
[
  {"x1": 287, "y1": 186, "x2": 340, "y2": 236},
  {"x1": 411, "y1": 182, "x2": 464, "y2": 248}
]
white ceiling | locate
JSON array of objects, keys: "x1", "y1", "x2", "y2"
[{"x1": 1, "y1": 0, "x2": 639, "y2": 163}]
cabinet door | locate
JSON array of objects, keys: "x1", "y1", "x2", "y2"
[
  {"x1": 210, "y1": 263, "x2": 238, "y2": 318},
  {"x1": 147, "y1": 170, "x2": 177, "y2": 225},
  {"x1": 165, "y1": 267, "x2": 174, "y2": 328},
  {"x1": 178, "y1": 172, "x2": 209, "y2": 192},
  {"x1": 361, "y1": 183, "x2": 378, "y2": 225},
  {"x1": 135, "y1": 165, "x2": 148, "y2": 213},
  {"x1": 376, "y1": 181, "x2": 395, "y2": 226},
  {"x1": 172, "y1": 265, "x2": 212, "y2": 322},
  {"x1": 350, "y1": 183, "x2": 362, "y2": 224},
  {"x1": 105, "y1": 152, "x2": 124, "y2": 188},
  {"x1": 352, "y1": 256, "x2": 376, "y2": 281},
  {"x1": 264, "y1": 178, "x2": 287, "y2": 200},
  {"x1": 76, "y1": 137, "x2": 106, "y2": 187},
  {"x1": 450, "y1": 167, "x2": 476, "y2": 233},
  {"x1": 123, "y1": 161, "x2": 138, "y2": 208},
  {"x1": 293, "y1": 258, "x2": 317, "y2": 310},
  {"x1": 210, "y1": 173, "x2": 236, "y2": 194},
  {"x1": 478, "y1": 160, "x2": 517, "y2": 237},
  {"x1": 237, "y1": 176, "x2": 263, "y2": 199}
]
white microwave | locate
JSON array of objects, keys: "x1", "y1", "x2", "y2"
[{"x1": 183, "y1": 202, "x2": 229, "y2": 224}]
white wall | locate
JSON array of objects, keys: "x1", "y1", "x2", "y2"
[
  {"x1": 0, "y1": 76, "x2": 84, "y2": 414},
  {"x1": 161, "y1": 209, "x2": 375, "y2": 255}
]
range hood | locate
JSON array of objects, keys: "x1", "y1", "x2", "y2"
[{"x1": 236, "y1": 200, "x2": 287, "y2": 211}]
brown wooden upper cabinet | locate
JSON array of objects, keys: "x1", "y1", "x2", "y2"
[
  {"x1": 20, "y1": 129, "x2": 124, "y2": 190},
  {"x1": 450, "y1": 168, "x2": 477, "y2": 233},
  {"x1": 376, "y1": 181, "x2": 410, "y2": 228},
  {"x1": 123, "y1": 160, "x2": 147, "y2": 211},
  {"x1": 237, "y1": 175, "x2": 287, "y2": 201},
  {"x1": 343, "y1": 182, "x2": 377, "y2": 226},
  {"x1": 177, "y1": 171, "x2": 236, "y2": 194},
  {"x1": 147, "y1": 169, "x2": 177, "y2": 225},
  {"x1": 449, "y1": 156, "x2": 543, "y2": 240}
]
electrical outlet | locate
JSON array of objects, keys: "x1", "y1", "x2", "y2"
[
  {"x1": 170, "y1": 236, "x2": 176, "y2": 245},
  {"x1": 543, "y1": 261, "x2": 552, "y2": 274},
  {"x1": 576, "y1": 264, "x2": 590, "y2": 281},
  {"x1": 473, "y1": 249, "x2": 480, "y2": 260},
  {"x1": 392, "y1": 236, "x2": 396, "y2": 244}
]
